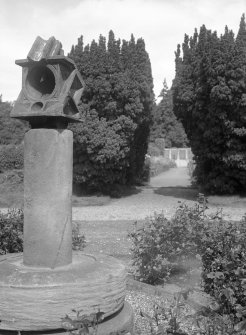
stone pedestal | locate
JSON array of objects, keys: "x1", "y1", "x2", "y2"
[
  {"x1": 0, "y1": 253, "x2": 134, "y2": 334},
  {"x1": 5, "y1": 36, "x2": 134, "y2": 334},
  {"x1": 0, "y1": 130, "x2": 134, "y2": 334},
  {"x1": 24, "y1": 129, "x2": 73, "y2": 268}
]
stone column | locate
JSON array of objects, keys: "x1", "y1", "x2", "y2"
[{"x1": 23, "y1": 128, "x2": 73, "y2": 268}]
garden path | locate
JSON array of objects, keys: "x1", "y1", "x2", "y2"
[
  {"x1": 73, "y1": 167, "x2": 195, "y2": 221},
  {"x1": 73, "y1": 167, "x2": 245, "y2": 221}
]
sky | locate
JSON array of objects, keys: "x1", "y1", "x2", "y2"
[{"x1": 0, "y1": 0, "x2": 245, "y2": 102}]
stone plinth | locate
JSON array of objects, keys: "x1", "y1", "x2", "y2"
[
  {"x1": 6, "y1": 36, "x2": 134, "y2": 334},
  {"x1": 0, "y1": 253, "x2": 131, "y2": 332},
  {"x1": 24, "y1": 129, "x2": 73, "y2": 268}
]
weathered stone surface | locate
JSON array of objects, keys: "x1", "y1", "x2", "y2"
[
  {"x1": 11, "y1": 36, "x2": 84, "y2": 127},
  {"x1": 24, "y1": 128, "x2": 73, "y2": 268},
  {"x1": 5, "y1": 35, "x2": 134, "y2": 335},
  {"x1": 0, "y1": 252, "x2": 127, "y2": 331},
  {"x1": 27, "y1": 36, "x2": 63, "y2": 61}
]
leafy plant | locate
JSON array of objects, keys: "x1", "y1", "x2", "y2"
[
  {"x1": 130, "y1": 194, "x2": 246, "y2": 330},
  {"x1": 191, "y1": 304, "x2": 246, "y2": 334},
  {"x1": 129, "y1": 194, "x2": 213, "y2": 284},
  {"x1": 61, "y1": 309, "x2": 130, "y2": 335},
  {"x1": 0, "y1": 144, "x2": 24, "y2": 172},
  {"x1": 140, "y1": 289, "x2": 246, "y2": 335},
  {"x1": 0, "y1": 208, "x2": 23, "y2": 254},
  {"x1": 150, "y1": 80, "x2": 188, "y2": 149},
  {"x1": 140, "y1": 289, "x2": 193, "y2": 334},
  {"x1": 197, "y1": 215, "x2": 246, "y2": 323},
  {"x1": 72, "y1": 222, "x2": 86, "y2": 251},
  {"x1": 0, "y1": 99, "x2": 29, "y2": 145},
  {"x1": 148, "y1": 142, "x2": 162, "y2": 157},
  {"x1": 61, "y1": 309, "x2": 105, "y2": 335}
]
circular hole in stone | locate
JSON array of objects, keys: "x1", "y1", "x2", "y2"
[
  {"x1": 31, "y1": 101, "x2": 43, "y2": 111},
  {"x1": 26, "y1": 65, "x2": 56, "y2": 99}
]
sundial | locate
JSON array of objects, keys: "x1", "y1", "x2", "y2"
[{"x1": 0, "y1": 36, "x2": 133, "y2": 335}]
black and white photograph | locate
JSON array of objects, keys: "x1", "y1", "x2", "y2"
[{"x1": 0, "y1": 1, "x2": 246, "y2": 334}]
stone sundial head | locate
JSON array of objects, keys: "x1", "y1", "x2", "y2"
[{"x1": 11, "y1": 36, "x2": 85, "y2": 128}]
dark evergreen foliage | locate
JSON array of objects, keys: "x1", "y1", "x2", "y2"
[
  {"x1": 172, "y1": 15, "x2": 246, "y2": 194},
  {"x1": 150, "y1": 79, "x2": 188, "y2": 147},
  {"x1": 69, "y1": 31, "x2": 154, "y2": 191},
  {"x1": 0, "y1": 98, "x2": 29, "y2": 145}
]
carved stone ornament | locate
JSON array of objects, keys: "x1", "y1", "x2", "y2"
[{"x1": 11, "y1": 36, "x2": 85, "y2": 127}]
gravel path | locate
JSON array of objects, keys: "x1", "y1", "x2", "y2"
[{"x1": 73, "y1": 168, "x2": 245, "y2": 221}]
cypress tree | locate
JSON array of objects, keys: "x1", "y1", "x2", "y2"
[
  {"x1": 223, "y1": 14, "x2": 246, "y2": 191},
  {"x1": 0, "y1": 100, "x2": 29, "y2": 144},
  {"x1": 150, "y1": 80, "x2": 187, "y2": 147},
  {"x1": 68, "y1": 31, "x2": 154, "y2": 191},
  {"x1": 172, "y1": 15, "x2": 246, "y2": 194}
]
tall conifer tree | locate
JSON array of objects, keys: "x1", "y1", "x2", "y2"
[
  {"x1": 150, "y1": 80, "x2": 187, "y2": 147},
  {"x1": 172, "y1": 15, "x2": 246, "y2": 193},
  {"x1": 68, "y1": 31, "x2": 154, "y2": 191}
]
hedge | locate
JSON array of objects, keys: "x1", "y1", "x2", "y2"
[{"x1": 0, "y1": 144, "x2": 24, "y2": 172}]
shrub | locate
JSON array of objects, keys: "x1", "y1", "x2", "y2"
[
  {"x1": 198, "y1": 216, "x2": 246, "y2": 320},
  {"x1": 0, "y1": 209, "x2": 86, "y2": 254},
  {"x1": 0, "y1": 208, "x2": 23, "y2": 254},
  {"x1": 154, "y1": 138, "x2": 165, "y2": 153},
  {"x1": 148, "y1": 142, "x2": 161, "y2": 156},
  {"x1": 130, "y1": 195, "x2": 246, "y2": 326},
  {"x1": 0, "y1": 144, "x2": 24, "y2": 172},
  {"x1": 129, "y1": 196, "x2": 209, "y2": 284},
  {"x1": 0, "y1": 99, "x2": 29, "y2": 145}
]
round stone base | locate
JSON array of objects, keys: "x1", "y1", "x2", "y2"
[
  {"x1": 0, "y1": 252, "x2": 128, "y2": 331},
  {"x1": 0, "y1": 302, "x2": 134, "y2": 335}
]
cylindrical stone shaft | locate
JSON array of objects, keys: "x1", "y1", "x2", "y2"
[{"x1": 23, "y1": 129, "x2": 73, "y2": 268}]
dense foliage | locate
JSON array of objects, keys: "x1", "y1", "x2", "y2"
[
  {"x1": 200, "y1": 217, "x2": 246, "y2": 319},
  {"x1": 0, "y1": 97, "x2": 28, "y2": 145},
  {"x1": 69, "y1": 31, "x2": 154, "y2": 191},
  {"x1": 129, "y1": 196, "x2": 208, "y2": 284},
  {"x1": 172, "y1": 14, "x2": 246, "y2": 194},
  {"x1": 130, "y1": 197, "x2": 246, "y2": 327},
  {"x1": 150, "y1": 80, "x2": 188, "y2": 148},
  {"x1": 0, "y1": 209, "x2": 23, "y2": 254},
  {"x1": 0, "y1": 144, "x2": 24, "y2": 172}
]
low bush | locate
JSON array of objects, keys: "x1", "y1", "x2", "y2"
[
  {"x1": 0, "y1": 209, "x2": 86, "y2": 254},
  {"x1": 198, "y1": 216, "x2": 246, "y2": 320},
  {"x1": 0, "y1": 144, "x2": 24, "y2": 172},
  {"x1": 0, "y1": 208, "x2": 23, "y2": 254},
  {"x1": 140, "y1": 291, "x2": 245, "y2": 335},
  {"x1": 130, "y1": 195, "x2": 246, "y2": 326},
  {"x1": 129, "y1": 195, "x2": 209, "y2": 284}
]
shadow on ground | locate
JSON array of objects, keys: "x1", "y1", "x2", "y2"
[
  {"x1": 72, "y1": 184, "x2": 142, "y2": 206},
  {"x1": 154, "y1": 186, "x2": 199, "y2": 201}
]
